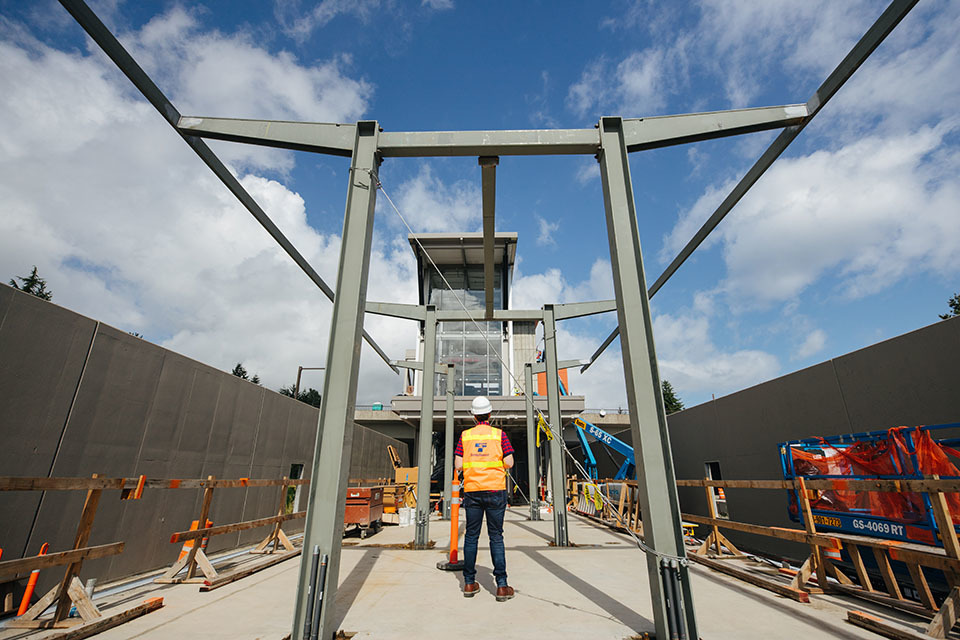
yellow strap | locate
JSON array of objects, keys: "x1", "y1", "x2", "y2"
[{"x1": 463, "y1": 460, "x2": 504, "y2": 469}]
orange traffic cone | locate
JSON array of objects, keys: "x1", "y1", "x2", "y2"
[{"x1": 437, "y1": 475, "x2": 464, "y2": 571}]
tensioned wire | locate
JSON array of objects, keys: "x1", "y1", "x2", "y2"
[{"x1": 370, "y1": 168, "x2": 685, "y2": 563}]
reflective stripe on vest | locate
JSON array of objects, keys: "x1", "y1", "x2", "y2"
[{"x1": 461, "y1": 423, "x2": 505, "y2": 492}]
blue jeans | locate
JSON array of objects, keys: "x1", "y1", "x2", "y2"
[{"x1": 462, "y1": 490, "x2": 508, "y2": 587}]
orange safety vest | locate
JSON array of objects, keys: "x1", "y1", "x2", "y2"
[{"x1": 461, "y1": 422, "x2": 506, "y2": 492}]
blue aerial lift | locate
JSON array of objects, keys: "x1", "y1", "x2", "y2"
[{"x1": 557, "y1": 378, "x2": 635, "y2": 480}]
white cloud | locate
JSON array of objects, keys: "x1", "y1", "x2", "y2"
[
  {"x1": 567, "y1": 46, "x2": 684, "y2": 118},
  {"x1": 512, "y1": 259, "x2": 614, "y2": 310},
  {"x1": 575, "y1": 161, "x2": 600, "y2": 184},
  {"x1": 118, "y1": 7, "x2": 372, "y2": 171},
  {"x1": 274, "y1": 0, "x2": 381, "y2": 42},
  {"x1": 710, "y1": 125, "x2": 960, "y2": 308},
  {"x1": 793, "y1": 329, "x2": 827, "y2": 360},
  {"x1": 536, "y1": 216, "x2": 559, "y2": 247},
  {"x1": 421, "y1": 0, "x2": 454, "y2": 9},
  {"x1": 380, "y1": 164, "x2": 481, "y2": 233},
  {"x1": 0, "y1": 11, "x2": 415, "y2": 402},
  {"x1": 653, "y1": 311, "x2": 781, "y2": 397}
]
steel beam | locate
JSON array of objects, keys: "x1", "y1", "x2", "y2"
[
  {"x1": 443, "y1": 363, "x2": 455, "y2": 520},
  {"x1": 291, "y1": 121, "x2": 381, "y2": 640},
  {"x1": 392, "y1": 360, "x2": 423, "y2": 371},
  {"x1": 530, "y1": 359, "x2": 588, "y2": 375},
  {"x1": 177, "y1": 117, "x2": 355, "y2": 157},
  {"x1": 598, "y1": 116, "x2": 696, "y2": 639},
  {"x1": 58, "y1": 0, "x2": 397, "y2": 375},
  {"x1": 379, "y1": 128, "x2": 600, "y2": 157},
  {"x1": 552, "y1": 299, "x2": 618, "y2": 321},
  {"x1": 480, "y1": 156, "x2": 499, "y2": 319},
  {"x1": 436, "y1": 309, "x2": 543, "y2": 322},
  {"x1": 366, "y1": 301, "x2": 427, "y2": 321},
  {"x1": 581, "y1": 0, "x2": 918, "y2": 374},
  {"x1": 541, "y1": 305, "x2": 569, "y2": 546},
  {"x1": 524, "y1": 363, "x2": 540, "y2": 521},
  {"x1": 621, "y1": 104, "x2": 806, "y2": 153},
  {"x1": 414, "y1": 306, "x2": 437, "y2": 548}
]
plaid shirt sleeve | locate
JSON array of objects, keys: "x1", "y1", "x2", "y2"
[
  {"x1": 454, "y1": 434, "x2": 463, "y2": 457},
  {"x1": 500, "y1": 431, "x2": 514, "y2": 456}
]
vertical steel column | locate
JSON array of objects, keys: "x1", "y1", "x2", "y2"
[
  {"x1": 414, "y1": 306, "x2": 437, "y2": 547},
  {"x1": 524, "y1": 362, "x2": 540, "y2": 520},
  {"x1": 597, "y1": 116, "x2": 697, "y2": 639},
  {"x1": 542, "y1": 305, "x2": 569, "y2": 546},
  {"x1": 442, "y1": 363, "x2": 455, "y2": 520},
  {"x1": 291, "y1": 121, "x2": 380, "y2": 640}
]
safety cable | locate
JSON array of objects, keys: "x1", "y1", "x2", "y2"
[{"x1": 371, "y1": 169, "x2": 686, "y2": 563}]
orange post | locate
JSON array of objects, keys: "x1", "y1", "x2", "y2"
[
  {"x1": 17, "y1": 542, "x2": 48, "y2": 616},
  {"x1": 436, "y1": 475, "x2": 464, "y2": 571},
  {"x1": 177, "y1": 519, "x2": 212, "y2": 561}
]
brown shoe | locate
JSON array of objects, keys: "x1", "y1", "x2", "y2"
[
  {"x1": 495, "y1": 586, "x2": 514, "y2": 602},
  {"x1": 463, "y1": 582, "x2": 479, "y2": 598}
]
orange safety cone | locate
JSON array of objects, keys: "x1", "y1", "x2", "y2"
[
  {"x1": 177, "y1": 519, "x2": 212, "y2": 561},
  {"x1": 17, "y1": 543, "x2": 48, "y2": 616},
  {"x1": 436, "y1": 474, "x2": 464, "y2": 571}
]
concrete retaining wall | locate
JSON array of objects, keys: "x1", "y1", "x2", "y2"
[
  {"x1": 667, "y1": 315, "x2": 960, "y2": 560},
  {"x1": 0, "y1": 284, "x2": 408, "y2": 589}
]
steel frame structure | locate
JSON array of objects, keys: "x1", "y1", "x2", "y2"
[{"x1": 55, "y1": 1, "x2": 919, "y2": 638}]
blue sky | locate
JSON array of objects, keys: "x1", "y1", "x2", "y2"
[{"x1": 1, "y1": 0, "x2": 957, "y2": 410}]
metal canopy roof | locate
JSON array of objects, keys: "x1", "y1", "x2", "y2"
[{"x1": 408, "y1": 232, "x2": 517, "y2": 267}]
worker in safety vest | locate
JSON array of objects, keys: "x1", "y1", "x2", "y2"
[{"x1": 454, "y1": 396, "x2": 515, "y2": 601}]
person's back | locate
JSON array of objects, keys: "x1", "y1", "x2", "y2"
[{"x1": 454, "y1": 396, "x2": 515, "y2": 601}]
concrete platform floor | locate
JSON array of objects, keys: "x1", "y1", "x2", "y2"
[{"x1": 0, "y1": 508, "x2": 930, "y2": 639}]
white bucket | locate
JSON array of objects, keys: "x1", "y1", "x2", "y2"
[{"x1": 399, "y1": 507, "x2": 412, "y2": 527}]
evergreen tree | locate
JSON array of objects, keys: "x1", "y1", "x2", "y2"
[
  {"x1": 661, "y1": 379, "x2": 684, "y2": 414},
  {"x1": 250, "y1": 374, "x2": 261, "y2": 385},
  {"x1": 9, "y1": 266, "x2": 52, "y2": 300},
  {"x1": 280, "y1": 384, "x2": 322, "y2": 408},
  {"x1": 231, "y1": 363, "x2": 249, "y2": 379},
  {"x1": 941, "y1": 292, "x2": 960, "y2": 320}
]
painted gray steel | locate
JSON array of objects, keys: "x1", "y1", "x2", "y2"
[{"x1": 598, "y1": 117, "x2": 696, "y2": 638}]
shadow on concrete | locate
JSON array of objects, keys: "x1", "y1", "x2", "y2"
[
  {"x1": 330, "y1": 549, "x2": 379, "y2": 632},
  {"x1": 692, "y1": 565, "x2": 876, "y2": 640},
  {"x1": 510, "y1": 519, "x2": 556, "y2": 543},
  {"x1": 519, "y1": 548, "x2": 653, "y2": 633}
]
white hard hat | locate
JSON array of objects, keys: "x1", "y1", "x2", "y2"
[{"x1": 471, "y1": 396, "x2": 493, "y2": 416}]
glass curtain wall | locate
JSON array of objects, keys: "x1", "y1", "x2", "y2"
[{"x1": 430, "y1": 266, "x2": 503, "y2": 396}]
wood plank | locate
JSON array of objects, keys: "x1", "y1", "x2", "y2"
[
  {"x1": 681, "y1": 513, "x2": 840, "y2": 547},
  {"x1": 848, "y1": 544, "x2": 875, "y2": 592},
  {"x1": 66, "y1": 577, "x2": 101, "y2": 621},
  {"x1": 847, "y1": 610, "x2": 936, "y2": 640},
  {"x1": 199, "y1": 548, "x2": 301, "y2": 591},
  {"x1": 796, "y1": 477, "x2": 828, "y2": 590},
  {"x1": 186, "y1": 475, "x2": 215, "y2": 581},
  {"x1": 171, "y1": 511, "x2": 306, "y2": 543},
  {"x1": 0, "y1": 543, "x2": 124, "y2": 577},
  {"x1": 0, "y1": 477, "x2": 124, "y2": 491},
  {"x1": 44, "y1": 598, "x2": 163, "y2": 640},
  {"x1": 54, "y1": 477, "x2": 103, "y2": 623},
  {"x1": 907, "y1": 563, "x2": 937, "y2": 610},
  {"x1": 193, "y1": 550, "x2": 218, "y2": 580},
  {"x1": 675, "y1": 477, "x2": 960, "y2": 494},
  {"x1": 691, "y1": 555, "x2": 810, "y2": 603},
  {"x1": 16, "y1": 585, "x2": 61, "y2": 622},
  {"x1": 874, "y1": 547, "x2": 904, "y2": 600},
  {"x1": 926, "y1": 586, "x2": 960, "y2": 639},
  {"x1": 833, "y1": 584, "x2": 932, "y2": 619}
]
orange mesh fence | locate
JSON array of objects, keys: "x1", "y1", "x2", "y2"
[{"x1": 789, "y1": 427, "x2": 960, "y2": 525}]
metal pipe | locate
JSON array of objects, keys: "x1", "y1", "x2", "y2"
[
  {"x1": 303, "y1": 546, "x2": 320, "y2": 639},
  {"x1": 309, "y1": 553, "x2": 328, "y2": 640},
  {"x1": 670, "y1": 559, "x2": 687, "y2": 640},
  {"x1": 661, "y1": 558, "x2": 678, "y2": 640}
]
